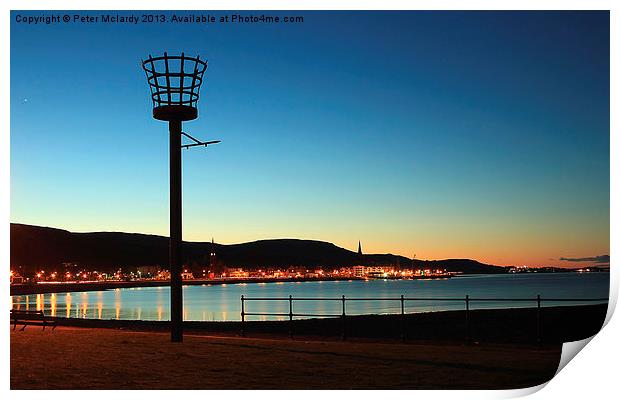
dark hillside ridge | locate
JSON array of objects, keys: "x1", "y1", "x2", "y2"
[{"x1": 11, "y1": 223, "x2": 506, "y2": 275}]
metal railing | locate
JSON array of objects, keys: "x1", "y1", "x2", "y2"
[{"x1": 240, "y1": 294, "x2": 608, "y2": 342}]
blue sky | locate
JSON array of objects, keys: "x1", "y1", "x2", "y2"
[{"x1": 10, "y1": 11, "x2": 609, "y2": 266}]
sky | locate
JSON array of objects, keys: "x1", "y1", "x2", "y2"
[{"x1": 10, "y1": 11, "x2": 609, "y2": 267}]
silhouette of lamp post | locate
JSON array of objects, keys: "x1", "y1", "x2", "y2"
[{"x1": 142, "y1": 52, "x2": 220, "y2": 342}]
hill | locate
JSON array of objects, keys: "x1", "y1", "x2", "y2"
[{"x1": 10, "y1": 223, "x2": 507, "y2": 275}]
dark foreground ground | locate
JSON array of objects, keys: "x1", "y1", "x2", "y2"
[
  {"x1": 10, "y1": 304, "x2": 607, "y2": 389},
  {"x1": 11, "y1": 327, "x2": 561, "y2": 389}
]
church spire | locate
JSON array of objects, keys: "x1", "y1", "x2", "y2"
[
  {"x1": 209, "y1": 237, "x2": 216, "y2": 268},
  {"x1": 357, "y1": 240, "x2": 362, "y2": 255}
]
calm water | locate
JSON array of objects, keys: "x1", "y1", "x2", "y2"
[{"x1": 10, "y1": 273, "x2": 609, "y2": 321}]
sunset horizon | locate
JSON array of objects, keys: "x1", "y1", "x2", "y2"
[{"x1": 9, "y1": 220, "x2": 609, "y2": 268}]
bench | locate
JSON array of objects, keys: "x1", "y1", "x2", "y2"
[{"x1": 10, "y1": 309, "x2": 57, "y2": 331}]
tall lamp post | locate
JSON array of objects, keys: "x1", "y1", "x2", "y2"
[{"x1": 142, "y1": 52, "x2": 220, "y2": 342}]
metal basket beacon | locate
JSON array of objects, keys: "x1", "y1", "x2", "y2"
[{"x1": 142, "y1": 52, "x2": 220, "y2": 342}]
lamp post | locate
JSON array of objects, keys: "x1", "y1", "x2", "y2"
[{"x1": 142, "y1": 52, "x2": 220, "y2": 342}]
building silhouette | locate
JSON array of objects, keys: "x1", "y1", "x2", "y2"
[{"x1": 209, "y1": 237, "x2": 217, "y2": 270}]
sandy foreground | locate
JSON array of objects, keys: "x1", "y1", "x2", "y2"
[{"x1": 11, "y1": 326, "x2": 561, "y2": 390}]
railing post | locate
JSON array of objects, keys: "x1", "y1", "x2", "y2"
[
  {"x1": 536, "y1": 294, "x2": 541, "y2": 344},
  {"x1": 289, "y1": 294, "x2": 294, "y2": 338},
  {"x1": 240, "y1": 295, "x2": 245, "y2": 337},
  {"x1": 400, "y1": 294, "x2": 406, "y2": 341},
  {"x1": 341, "y1": 295, "x2": 347, "y2": 341},
  {"x1": 465, "y1": 294, "x2": 471, "y2": 343}
]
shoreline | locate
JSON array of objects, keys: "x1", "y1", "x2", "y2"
[
  {"x1": 11, "y1": 271, "x2": 607, "y2": 295},
  {"x1": 10, "y1": 276, "x2": 367, "y2": 295}
]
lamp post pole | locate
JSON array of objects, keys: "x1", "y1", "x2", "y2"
[
  {"x1": 142, "y1": 53, "x2": 218, "y2": 342},
  {"x1": 169, "y1": 120, "x2": 183, "y2": 342}
]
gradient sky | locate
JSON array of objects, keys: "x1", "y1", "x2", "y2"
[{"x1": 10, "y1": 11, "x2": 609, "y2": 267}]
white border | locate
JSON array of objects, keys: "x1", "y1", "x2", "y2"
[{"x1": 2, "y1": 1, "x2": 617, "y2": 399}]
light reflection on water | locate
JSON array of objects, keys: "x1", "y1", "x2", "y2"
[
  {"x1": 66, "y1": 293, "x2": 72, "y2": 318},
  {"x1": 10, "y1": 273, "x2": 609, "y2": 322}
]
